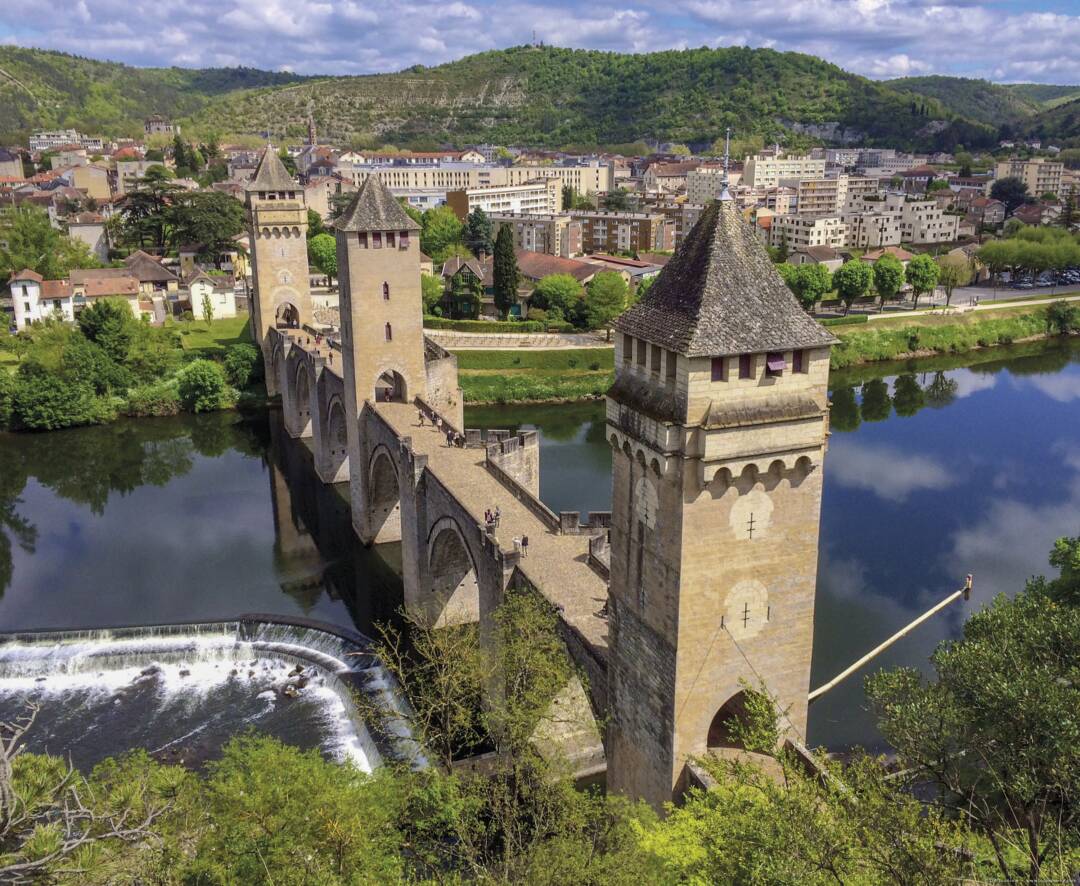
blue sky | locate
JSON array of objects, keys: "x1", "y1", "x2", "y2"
[{"x1": 1, "y1": 0, "x2": 1078, "y2": 83}]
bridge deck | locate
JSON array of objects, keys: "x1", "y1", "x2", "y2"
[{"x1": 375, "y1": 402, "x2": 610, "y2": 659}]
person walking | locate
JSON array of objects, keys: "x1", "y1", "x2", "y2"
[
  {"x1": 494, "y1": 506, "x2": 501, "y2": 528},
  {"x1": 521, "y1": 534, "x2": 529, "y2": 558},
  {"x1": 418, "y1": 410, "x2": 425, "y2": 427}
]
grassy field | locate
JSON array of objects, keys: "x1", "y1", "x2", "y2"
[
  {"x1": 453, "y1": 348, "x2": 614, "y2": 403},
  {"x1": 169, "y1": 316, "x2": 253, "y2": 355}
]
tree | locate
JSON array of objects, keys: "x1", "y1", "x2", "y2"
[
  {"x1": 935, "y1": 254, "x2": 972, "y2": 305},
  {"x1": 306, "y1": 209, "x2": 326, "y2": 239},
  {"x1": 891, "y1": 373, "x2": 925, "y2": 416},
  {"x1": 223, "y1": 343, "x2": 261, "y2": 388},
  {"x1": 0, "y1": 705, "x2": 177, "y2": 882},
  {"x1": 420, "y1": 205, "x2": 465, "y2": 265},
  {"x1": 201, "y1": 292, "x2": 214, "y2": 325},
  {"x1": 905, "y1": 253, "x2": 940, "y2": 310},
  {"x1": 11, "y1": 365, "x2": 108, "y2": 430},
  {"x1": 832, "y1": 260, "x2": 873, "y2": 314},
  {"x1": 421, "y1": 273, "x2": 445, "y2": 315},
  {"x1": 602, "y1": 188, "x2": 631, "y2": 211},
  {"x1": 795, "y1": 264, "x2": 832, "y2": 311},
  {"x1": 585, "y1": 271, "x2": 628, "y2": 339},
  {"x1": 529, "y1": 273, "x2": 582, "y2": 318},
  {"x1": 168, "y1": 191, "x2": 246, "y2": 259},
  {"x1": 492, "y1": 226, "x2": 520, "y2": 320},
  {"x1": 1046, "y1": 300, "x2": 1080, "y2": 335},
  {"x1": 464, "y1": 207, "x2": 494, "y2": 257},
  {"x1": 955, "y1": 150, "x2": 974, "y2": 176},
  {"x1": 990, "y1": 176, "x2": 1030, "y2": 214},
  {"x1": 178, "y1": 360, "x2": 227, "y2": 413},
  {"x1": 873, "y1": 253, "x2": 905, "y2": 310},
  {"x1": 669, "y1": 143, "x2": 691, "y2": 156},
  {"x1": 307, "y1": 232, "x2": 338, "y2": 281},
  {"x1": 0, "y1": 206, "x2": 100, "y2": 281},
  {"x1": 278, "y1": 146, "x2": 297, "y2": 176},
  {"x1": 77, "y1": 297, "x2": 136, "y2": 364},
  {"x1": 860, "y1": 378, "x2": 892, "y2": 422},
  {"x1": 773, "y1": 234, "x2": 790, "y2": 264},
  {"x1": 868, "y1": 539, "x2": 1080, "y2": 886}
]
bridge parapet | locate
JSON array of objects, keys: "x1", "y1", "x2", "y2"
[
  {"x1": 558, "y1": 511, "x2": 612, "y2": 536},
  {"x1": 588, "y1": 532, "x2": 611, "y2": 580}
]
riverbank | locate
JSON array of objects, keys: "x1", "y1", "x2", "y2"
[{"x1": 453, "y1": 303, "x2": 1079, "y2": 404}]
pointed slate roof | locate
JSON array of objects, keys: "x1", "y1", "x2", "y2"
[
  {"x1": 333, "y1": 175, "x2": 420, "y2": 232},
  {"x1": 614, "y1": 200, "x2": 836, "y2": 357},
  {"x1": 246, "y1": 148, "x2": 297, "y2": 192}
]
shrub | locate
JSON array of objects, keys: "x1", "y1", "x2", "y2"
[
  {"x1": 821, "y1": 315, "x2": 868, "y2": 326},
  {"x1": 12, "y1": 366, "x2": 111, "y2": 430},
  {"x1": 178, "y1": 359, "x2": 228, "y2": 413},
  {"x1": 76, "y1": 297, "x2": 136, "y2": 363},
  {"x1": 423, "y1": 317, "x2": 546, "y2": 333},
  {"x1": 124, "y1": 383, "x2": 180, "y2": 417},
  {"x1": 0, "y1": 371, "x2": 14, "y2": 429},
  {"x1": 1046, "y1": 301, "x2": 1080, "y2": 335},
  {"x1": 223, "y1": 343, "x2": 262, "y2": 388},
  {"x1": 181, "y1": 310, "x2": 194, "y2": 322}
]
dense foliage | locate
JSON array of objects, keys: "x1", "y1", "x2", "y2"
[
  {"x1": 0, "y1": 304, "x2": 257, "y2": 431},
  {"x1": 0, "y1": 206, "x2": 101, "y2": 281}
]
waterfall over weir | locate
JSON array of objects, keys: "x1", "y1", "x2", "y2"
[{"x1": 0, "y1": 616, "x2": 423, "y2": 773}]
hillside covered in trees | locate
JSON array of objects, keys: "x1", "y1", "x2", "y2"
[
  {"x1": 3, "y1": 44, "x2": 1079, "y2": 150},
  {"x1": 0, "y1": 46, "x2": 309, "y2": 140}
]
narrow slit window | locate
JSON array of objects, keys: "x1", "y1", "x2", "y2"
[
  {"x1": 711, "y1": 356, "x2": 726, "y2": 382},
  {"x1": 666, "y1": 351, "x2": 677, "y2": 384},
  {"x1": 622, "y1": 334, "x2": 633, "y2": 363},
  {"x1": 793, "y1": 349, "x2": 807, "y2": 373},
  {"x1": 385, "y1": 323, "x2": 392, "y2": 341},
  {"x1": 739, "y1": 354, "x2": 753, "y2": 379},
  {"x1": 358, "y1": 232, "x2": 367, "y2": 248},
  {"x1": 373, "y1": 232, "x2": 382, "y2": 248},
  {"x1": 386, "y1": 232, "x2": 395, "y2": 248},
  {"x1": 650, "y1": 344, "x2": 661, "y2": 374},
  {"x1": 383, "y1": 282, "x2": 390, "y2": 300}
]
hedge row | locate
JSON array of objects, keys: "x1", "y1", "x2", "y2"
[
  {"x1": 821, "y1": 315, "x2": 869, "y2": 327},
  {"x1": 423, "y1": 317, "x2": 580, "y2": 334}
]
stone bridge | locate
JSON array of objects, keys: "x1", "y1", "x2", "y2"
[{"x1": 268, "y1": 327, "x2": 612, "y2": 720}]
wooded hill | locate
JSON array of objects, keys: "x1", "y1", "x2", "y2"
[{"x1": 2, "y1": 44, "x2": 1078, "y2": 151}]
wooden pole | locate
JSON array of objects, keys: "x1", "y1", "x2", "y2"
[{"x1": 808, "y1": 574, "x2": 972, "y2": 703}]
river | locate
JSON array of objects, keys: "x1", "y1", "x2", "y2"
[{"x1": 0, "y1": 338, "x2": 1078, "y2": 758}]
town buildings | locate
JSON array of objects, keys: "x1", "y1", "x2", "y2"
[
  {"x1": 995, "y1": 157, "x2": 1065, "y2": 199},
  {"x1": 569, "y1": 209, "x2": 675, "y2": 254},
  {"x1": 741, "y1": 151, "x2": 826, "y2": 188},
  {"x1": 489, "y1": 213, "x2": 582, "y2": 258},
  {"x1": 446, "y1": 179, "x2": 560, "y2": 219}
]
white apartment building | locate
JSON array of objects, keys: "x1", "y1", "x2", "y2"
[
  {"x1": 335, "y1": 160, "x2": 613, "y2": 196},
  {"x1": 769, "y1": 215, "x2": 848, "y2": 250},
  {"x1": 742, "y1": 152, "x2": 826, "y2": 188},
  {"x1": 787, "y1": 175, "x2": 881, "y2": 217},
  {"x1": 489, "y1": 213, "x2": 582, "y2": 258},
  {"x1": 446, "y1": 179, "x2": 560, "y2": 218},
  {"x1": 29, "y1": 130, "x2": 104, "y2": 153},
  {"x1": 8, "y1": 270, "x2": 74, "y2": 329},
  {"x1": 848, "y1": 193, "x2": 959, "y2": 244},
  {"x1": 843, "y1": 211, "x2": 903, "y2": 249}
]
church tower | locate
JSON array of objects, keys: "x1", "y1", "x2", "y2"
[
  {"x1": 605, "y1": 198, "x2": 836, "y2": 810},
  {"x1": 246, "y1": 148, "x2": 313, "y2": 351}
]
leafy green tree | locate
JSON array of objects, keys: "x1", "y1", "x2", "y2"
[
  {"x1": 492, "y1": 226, "x2": 520, "y2": 320},
  {"x1": 990, "y1": 176, "x2": 1030, "y2": 213},
  {"x1": 168, "y1": 191, "x2": 246, "y2": 259},
  {"x1": 109, "y1": 175, "x2": 181, "y2": 253},
  {"x1": 277, "y1": 146, "x2": 297, "y2": 176},
  {"x1": 832, "y1": 260, "x2": 873, "y2": 314},
  {"x1": 529, "y1": 273, "x2": 582, "y2": 318},
  {"x1": 1046, "y1": 300, "x2": 1080, "y2": 335},
  {"x1": 399, "y1": 198, "x2": 424, "y2": 227},
  {"x1": 868, "y1": 539, "x2": 1080, "y2": 886},
  {"x1": 464, "y1": 207, "x2": 494, "y2": 256},
  {"x1": 306, "y1": 209, "x2": 326, "y2": 239},
  {"x1": 201, "y1": 292, "x2": 214, "y2": 325},
  {"x1": 0, "y1": 206, "x2": 100, "y2": 281},
  {"x1": 603, "y1": 188, "x2": 632, "y2": 211},
  {"x1": 178, "y1": 359, "x2": 227, "y2": 413},
  {"x1": 796, "y1": 263, "x2": 832, "y2": 311},
  {"x1": 77, "y1": 297, "x2": 136, "y2": 363},
  {"x1": 420, "y1": 205, "x2": 464, "y2": 264},
  {"x1": 905, "y1": 253, "x2": 940, "y2": 310},
  {"x1": 421, "y1": 273, "x2": 445, "y2": 315},
  {"x1": 223, "y1": 343, "x2": 262, "y2": 388},
  {"x1": 307, "y1": 232, "x2": 338, "y2": 281},
  {"x1": 935, "y1": 254, "x2": 972, "y2": 305},
  {"x1": 11, "y1": 365, "x2": 108, "y2": 430},
  {"x1": 585, "y1": 271, "x2": 628, "y2": 338},
  {"x1": 873, "y1": 253, "x2": 905, "y2": 309}
]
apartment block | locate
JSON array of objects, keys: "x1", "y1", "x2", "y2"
[
  {"x1": 446, "y1": 179, "x2": 560, "y2": 220},
  {"x1": 769, "y1": 215, "x2": 848, "y2": 250},
  {"x1": 645, "y1": 201, "x2": 706, "y2": 246},
  {"x1": 489, "y1": 213, "x2": 582, "y2": 258},
  {"x1": 742, "y1": 152, "x2": 826, "y2": 188},
  {"x1": 848, "y1": 193, "x2": 959, "y2": 244},
  {"x1": 686, "y1": 167, "x2": 745, "y2": 204},
  {"x1": 995, "y1": 158, "x2": 1065, "y2": 199},
  {"x1": 842, "y1": 211, "x2": 903, "y2": 249},
  {"x1": 786, "y1": 175, "x2": 880, "y2": 217},
  {"x1": 569, "y1": 209, "x2": 675, "y2": 253}
]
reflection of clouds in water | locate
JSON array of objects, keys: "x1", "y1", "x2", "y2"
[
  {"x1": 950, "y1": 369, "x2": 998, "y2": 399},
  {"x1": 948, "y1": 456, "x2": 1080, "y2": 603},
  {"x1": 828, "y1": 439, "x2": 956, "y2": 502},
  {"x1": 1011, "y1": 372, "x2": 1080, "y2": 403}
]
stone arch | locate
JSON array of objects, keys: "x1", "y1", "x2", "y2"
[
  {"x1": 367, "y1": 445, "x2": 401, "y2": 543},
  {"x1": 320, "y1": 397, "x2": 349, "y2": 482},
  {"x1": 276, "y1": 302, "x2": 300, "y2": 329},
  {"x1": 289, "y1": 362, "x2": 313, "y2": 437},
  {"x1": 426, "y1": 515, "x2": 480, "y2": 627},
  {"x1": 375, "y1": 369, "x2": 407, "y2": 403},
  {"x1": 707, "y1": 690, "x2": 754, "y2": 751},
  {"x1": 792, "y1": 455, "x2": 813, "y2": 487}
]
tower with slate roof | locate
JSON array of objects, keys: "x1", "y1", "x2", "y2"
[
  {"x1": 246, "y1": 148, "x2": 313, "y2": 351},
  {"x1": 604, "y1": 195, "x2": 837, "y2": 810}
]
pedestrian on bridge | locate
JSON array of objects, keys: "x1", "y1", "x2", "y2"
[
  {"x1": 418, "y1": 410, "x2": 425, "y2": 427},
  {"x1": 521, "y1": 534, "x2": 529, "y2": 558},
  {"x1": 494, "y1": 506, "x2": 501, "y2": 528}
]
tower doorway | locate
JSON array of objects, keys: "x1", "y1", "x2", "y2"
[
  {"x1": 276, "y1": 302, "x2": 300, "y2": 329},
  {"x1": 374, "y1": 370, "x2": 407, "y2": 404},
  {"x1": 707, "y1": 691, "x2": 754, "y2": 751}
]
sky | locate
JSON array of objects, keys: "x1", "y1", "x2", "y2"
[{"x1": 1, "y1": 0, "x2": 1079, "y2": 84}]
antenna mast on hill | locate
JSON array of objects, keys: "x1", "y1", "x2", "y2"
[{"x1": 720, "y1": 127, "x2": 733, "y2": 202}]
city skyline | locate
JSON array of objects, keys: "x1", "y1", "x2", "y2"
[{"x1": 1, "y1": 0, "x2": 1079, "y2": 84}]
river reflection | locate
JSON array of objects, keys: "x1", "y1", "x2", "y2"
[{"x1": 0, "y1": 338, "x2": 1078, "y2": 750}]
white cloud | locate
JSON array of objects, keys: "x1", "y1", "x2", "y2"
[
  {"x1": 828, "y1": 439, "x2": 956, "y2": 502},
  {"x1": 1, "y1": 0, "x2": 1078, "y2": 82}
]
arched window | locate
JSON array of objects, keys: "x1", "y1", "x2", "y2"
[
  {"x1": 383, "y1": 282, "x2": 390, "y2": 300},
  {"x1": 385, "y1": 322, "x2": 392, "y2": 341}
]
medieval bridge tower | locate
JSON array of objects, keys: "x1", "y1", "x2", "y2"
[
  {"x1": 246, "y1": 149, "x2": 314, "y2": 359},
  {"x1": 605, "y1": 197, "x2": 836, "y2": 810}
]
